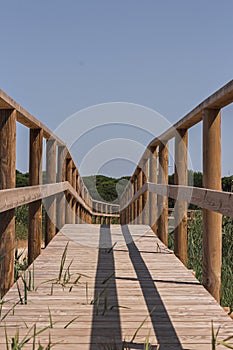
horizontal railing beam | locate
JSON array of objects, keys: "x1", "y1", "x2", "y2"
[
  {"x1": 0, "y1": 90, "x2": 65, "y2": 146},
  {"x1": 0, "y1": 182, "x2": 120, "y2": 218},
  {"x1": 149, "y1": 79, "x2": 233, "y2": 147},
  {"x1": 120, "y1": 182, "x2": 233, "y2": 218}
]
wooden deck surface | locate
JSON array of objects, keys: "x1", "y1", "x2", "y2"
[{"x1": 0, "y1": 224, "x2": 233, "y2": 349}]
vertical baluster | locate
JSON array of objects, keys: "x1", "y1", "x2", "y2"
[
  {"x1": 45, "y1": 139, "x2": 57, "y2": 246},
  {"x1": 157, "y1": 142, "x2": 168, "y2": 245},
  {"x1": 28, "y1": 128, "x2": 43, "y2": 265},
  {"x1": 0, "y1": 109, "x2": 16, "y2": 296},
  {"x1": 202, "y1": 108, "x2": 222, "y2": 302}
]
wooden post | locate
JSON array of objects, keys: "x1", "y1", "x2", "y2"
[
  {"x1": 0, "y1": 109, "x2": 16, "y2": 296},
  {"x1": 45, "y1": 139, "x2": 57, "y2": 246},
  {"x1": 57, "y1": 146, "x2": 66, "y2": 230},
  {"x1": 65, "y1": 157, "x2": 73, "y2": 224},
  {"x1": 72, "y1": 167, "x2": 77, "y2": 224},
  {"x1": 107, "y1": 204, "x2": 111, "y2": 225},
  {"x1": 130, "y1": 181, "x2": 134, "y2": 224},
  {"x1": 157, "y1": 142, "x2": 168, "y2": 245},
  {"x1": 80, "y1": 206, "x2": 83, "y2": 223},
  {"x1": 76, "y1": 203, "x2": 79, "y2": 224},
  {"x1": 142, "y1": 158, "x2": 149, "y2": 225},
  {"x1": 149, "y1": 146, "x2": 158, "y2": 234},
  {"x1": 134, "y1": 176, "x2": 137, "y2": 224},
  {"x1": 28, "y1": 128, "x2": 43, "y2": 265},
  {"x1": 109, "y1": 205, "x2": 113, "y2": 225},
  {"x1": 174, "y1": 129, "x2": 188, "y2": 266},
  {"x1": 126, "y1": 188, "x2": 129, "y2": 224},
  {"x1": 202, "y1": 108, "x2": 222, "y2": 302},
  {"x1": 137, "y1": 168, "x2": 143, "y2": 224}
]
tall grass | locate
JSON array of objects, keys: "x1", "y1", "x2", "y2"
[{"x1": 168, "y1": 211, "x2": 233, "y2": 307}]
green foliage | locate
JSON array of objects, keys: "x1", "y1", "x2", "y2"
[
  {"x1": 187, "y1": 211, "x2": 203, "y2": 283},
  {"x1": 221, "y1": 216, "x2": 233, "y2": 308},
  {"x1": 222, "y1": 175, "x2": 233, "y2": 192},
  {"x1": 16, "y1": 170, "x2": 29, "y2": 188},
  {"x1": 14, "y1": 249, "x2": 28, "y2": 282},
  {"x1": 171, "y1": 212, "x2": 233, "y2": 308},
  {"x1": 83, "y1": 175, "x2": 130, "y2": 203},
  {"x1": 15, "y1": 206, "x2": 28, "y2": 241}
]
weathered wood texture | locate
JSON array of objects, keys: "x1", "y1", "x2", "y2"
[
  {"x1": 142, "y1": 158, "x2": 149, "y2": 225},
  {"x1": 28, "y1": 128, "x2": 43, "y2": 265},
  {"x1": 0, "y1": 109, "x2": 16, "y2": 297},
  {"x1": 45, "y1": 139, "x2": 57, "y2": 246},
  {"x1": 157, "y1": 142, "x2": 168, "y2": 245},
  {"x1": 149, "y1": 146, "x2": 158, "y2": 234},
  {"x1": 174, "y1": 129, "x2": 188, "y2": 266},
  {"x1": 0, "y1": 224, "x2": 232, "y2": 349},
  {"x1": 202, "y1": 109, "x2": 222, "y2": 303},
  {"x1": 57, "y1": 146, "x2": 66, "y2": 229}
]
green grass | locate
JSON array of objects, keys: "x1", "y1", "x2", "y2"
[{"x1": 168, "y1": 212, "x2": 233, "y2": 308}]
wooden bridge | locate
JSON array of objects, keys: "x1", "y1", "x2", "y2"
[{"x1": 0, "y1": 81, "x2": 233, "y2": 348}]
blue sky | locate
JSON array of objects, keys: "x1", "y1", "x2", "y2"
[{"x1": 1, "y1": 1, "x2": 233, "y2": 177}]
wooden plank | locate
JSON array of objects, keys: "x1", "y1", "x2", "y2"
[
  {"x1": 0, "y1": 109, "x2": 16, "y2": 296},
  {"x1": 202, "y1": 108, "x2": 222, "y2": 303},
  {"x1": 28, "y1": 128, "x2": 43, "y2": 265},
  {"x1": 0, "y1": 224, "x2": 232, "y2": 349}
]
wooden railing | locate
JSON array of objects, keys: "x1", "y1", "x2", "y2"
[
  {"x1": 119, "y1": 79, "x2": 233, "y2": 303},
  {"x1": 0, "y1": 90, "x2": 119, "y2": 297}
]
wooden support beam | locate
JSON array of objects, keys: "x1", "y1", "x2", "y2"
[
  {"x1": 57, "y1": 146, "x2": 66, "y2": 230},
  {"x1": 174, "y1": 129, "x2": 188, "y2": 266},
  {"x1": 130, "y1": 181, "x2": 134, "y2": 224},
  {"x1": 125, "y1": 189, "x2": 129, "y2": 224},
  {"x1": 157, "y1": 142, "x2": 168, "y2": 245},
  {"x1": 138, "y1": 169, "x2": 143, "y2": 224},
  {"x1": 133, "y1": 177, "x2": 137, "y2": 223},
  {"x1": 202, "y1": 108, "x2": 222, "y2": 303},
  {"x1": 28, "y1": 128, "x2": 43, "y2": 265},
  {"x1": 149, "y1": 146, "x2": 158, "y2": 234},
  {"x1": 72, "y1": 167, "x2": 77, "y2": 224},
  {"x1": 65, "y1": 158, "x2": 73, "y2": 224},
  {"x1": 100, "y1": 203, "x2": 104, "y2": 224},
  {"x1": 142, "y1": 158, "x2": 149, "y2": 225},
  {"x1": 0, "y1": 109, "x2": 16, "y2": 296},
  {"x1": 45, "y1": 139, "x2": 57, "y2": 246}
]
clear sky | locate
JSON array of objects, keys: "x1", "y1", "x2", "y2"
[{"x1": 1, "y1": 1, "x2": 233, "y2": 177}]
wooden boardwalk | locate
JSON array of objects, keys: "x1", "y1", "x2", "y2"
[{"x1": 1, "y1": 224, "x2": 233, "y2": 349}]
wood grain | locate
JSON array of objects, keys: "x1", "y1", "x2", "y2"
[
  {"x1": 0, "y1": 224, "x2": 232, "y2": 349},
  {"x1": 0, "y1": 109, "x2": 16, "y2": 296},
  {"x1": 28, "y1": 128, "x2": 43, "y2": 265}
]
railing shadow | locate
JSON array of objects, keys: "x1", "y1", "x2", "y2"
[
  {"x1": 121, "y1": 225, "x2": 183, "y2": 350},
  {"x1": 90, "y1": 224, "x2": 122, "y2": 349}
]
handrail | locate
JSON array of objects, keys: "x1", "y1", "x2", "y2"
[
  {"x1": 120, "y1": 182, "x2": 233, "y2": 218},
  {"x1": 0, "y1": 181, "x2": 119, "y2": 217},
  {"x1": 0, "y1": 90, "x2": 119, "y2": 297},
  {"x1": 119, "y1": 79, "x2": 233, "y2": 304}
]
